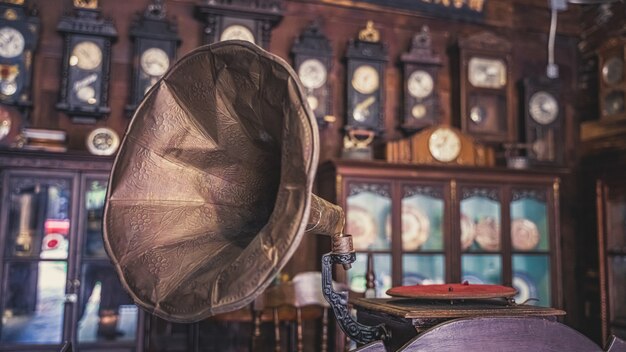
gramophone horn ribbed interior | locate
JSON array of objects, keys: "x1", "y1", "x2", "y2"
[{"x1": 103, "y1": 41, "x2": 319, "y2": 322}]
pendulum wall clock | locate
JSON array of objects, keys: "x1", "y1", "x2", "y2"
[
  {"x1": 291, "y1": 22, "x2": 333, "y2": 128},
  {"x1": 126, "y1": 0, "x2": 180, "y2": 115},
  {"x1": 0, "y1": 0, "x2": 39, "y2": 114},
  {"x1": 455, "y1": 31, "x2": 514, "y2": 144},
  {"x1": 597, "y1": 33, "x2": 626, "y2": 121},
  {"x1": 345, "y1": 21, "x2": 387, "y2": 134},
  {"x1": 56, "y1": 0, "x2": 117, "y2": 124},
  {"x1": 195, "y1": 0, "x2": 283, "y2": 49},
  {"x1": 400, "y1": 25, "x2": 442, "y2": 132},
  {"x1": 522, "y1": 76, "x2": 564, "y2": 166}
]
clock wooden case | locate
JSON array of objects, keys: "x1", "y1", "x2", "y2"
[
  {"x1": 522, "y1": 76, "x2": 564, "y2": 166},
  {"x1": 597, "y1": 33, "x2": 626, "y2": 121},
  {"x1": 126, "y1": 0, "x2": 180, "y2": 115},
  {"x1": 195, "y1": 0, "x2": 283, "y2": 49},
  {"x1": 454, "y1": 31, "x2": 514, "y2": 144},
  {"x1": 291, "y1": 23, "x2": 333, "y2": 128},
  {"x1": 56, "y1": 1, "x2": 117, "y2": 124},
  {"x1": 345, "y1": 22, "x2": 387, "y2": 134},
  {"x1": 400, "y1": 25, "x2": 442, "y2": 132},
  {"x1": 0, "y1": 0, "x2": 39, "y2": 112}
]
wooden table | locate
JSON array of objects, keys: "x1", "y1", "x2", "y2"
[{"x1": 353, "y1": 297, "x2": 566, "y2": 351}]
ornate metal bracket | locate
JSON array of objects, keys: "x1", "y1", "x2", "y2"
[{"x1": 321, "y1": 252, "x2": 389, "y2": 345}]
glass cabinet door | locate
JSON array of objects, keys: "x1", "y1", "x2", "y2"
[
  {"x1": 76, "y1": 177, "x2": 139, "y2": 347},
  {"x1": 510, "y1": 188, "x2": 551, "y2": 307},
  {"x1": 459, "y1": 186, "x2": 502, "y2": 284},
  {"x1": 0, "y1": 173, "x2": 73, "y2": 346},
  {"x1": 605, "y1": 191, "x2": 626, "y2": 338},
  {"x1": 344, "y1": 181, "x2": 392, "y2": 297},
  {"x1": 401, "y1": 184, "x2": 445, "y2": 286}
]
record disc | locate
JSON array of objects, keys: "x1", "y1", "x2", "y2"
[{"x1": 386, "y1": 282, "x2": 516, "y2": 300}]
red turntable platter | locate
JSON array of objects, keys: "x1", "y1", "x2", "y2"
[{"x1": 386, "y1": 283, "x2": 517, "y2": 300}]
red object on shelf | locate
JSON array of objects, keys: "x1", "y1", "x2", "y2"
[
  {"x1": 386, "y1": 282, "x2": 517, "y2": 300},
  {"x1": 45, "y1": 219, "x2": 70, "y2": 236}
]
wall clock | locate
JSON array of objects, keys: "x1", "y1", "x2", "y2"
[
  {"x1": 56, "y1": 0, "x2": 117, "y2": 124},
  {"x1": 345, "y1": 21, "x2": 387, "y2": 134},
  {"x1": 291, "y1": 23, "x2": 333, "y2": 128},
  {"x1": 522, "y1": 76, "x2": 564, "y2": 166},
  {"x1": 126, "y1": 0, "x2": 180, "y2": 115},
  {"x1": 400, "y1": 25, "x2": 442, "y2": 132},
  {"x1": 0, "y1": 0, "x2": 39, "y2": 114},
  {"x1": 597, "y1": 34, "x2": 626, "y2": 121},
  {"x1": 195, "y1": 0, "x2": 283, "y2": 49},
  {"x1": 455, "y1": 31, "x2": 514, "y2": 144}
]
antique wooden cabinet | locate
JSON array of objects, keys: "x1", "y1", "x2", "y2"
[
  {"x1": 317, "y1": 160, "x2": 563, "y2": 309},
  {"x1": 0, "y1": 150, "x2": 143, "y2": 352}
]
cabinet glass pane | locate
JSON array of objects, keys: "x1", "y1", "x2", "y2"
[
  {"x1": 609, "y1": 256, "x2": 626, "y2": 323},
  {"x1": 460, "y1": 188, "x2": 501, "y2": 252},
  {"x1": 462, "y1": 254, "x2": 502, "y2": 284},
  {"x1": 607, "y1": 197, "x2": 626, "y2": 251},
  {"x1": 78, "y1": 262, "x2": 138, "y2": 342},
  {"x1": 6, "y1": 179, "x2": 71, "y2": 259},
  {"x1": 84, "y1": 179, "x2": 108, "y2": 257},
  {"x1": 346, "y1": 183, "x2": 392, "y2": 251},
  {"x1": 1, "y1": 261, "x2": 67, "y2": 344},
  {"x1": 348, "y1": 253, "x2": 392, "y2": 298},
  {"x1": 512, "y1": 255, "x2": 551, "y2": 307},
  {"x1": 510, "y1": 191, "x2": 549, "y2": 252},
  {"x1": 402, "y1": 255, "x2": 445, "y2": 285},
  {"x1": 402, "y1": 186, "x2": 444, "y2": 251}
]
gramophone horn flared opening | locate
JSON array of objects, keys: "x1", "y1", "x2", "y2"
[{"x1": 103, "y1": 41, "x2": 319, "y2": 323}]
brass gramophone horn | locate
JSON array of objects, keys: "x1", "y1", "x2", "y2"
[{"x1": 103, "y1": 41, "x2": 351, "y2": 323}]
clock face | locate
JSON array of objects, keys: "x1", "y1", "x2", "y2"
[
  {"x1": 71, "y1": 41, "x2": 103, "y2": 70},
  {"x1": 604, "y1": 91, "x2": 625, "y2": 116},
  {"x1": 602, "y1": 57, "x2": 624, "y2": 86},
  {"x1": 468, "y1": 57, "x2": 506, "y2": 89},
  {"x1": 141, "y1": 48, "x2": 170, "y2": 77},
  {"x1": 298, "y1": 58, "x2": 327, "y2": 90},
  {"x1": 407, "y1": 70, "x2": 434, "y2": 99},
  {"x1": 220, "y1": 25, "x2": 255, "y2": 44},
  {"x1": 529, "y1": 91, "x2": 558, "y2": 125},
  {"x1": 0, "y1": 27, "x2": 25, "y2": 58},
  {"x1": 428, "y1": 127, "x2": 461, "y2": 162},
  {"x1": 352, "y1": 65, "x2": 379, "y2": 95}
]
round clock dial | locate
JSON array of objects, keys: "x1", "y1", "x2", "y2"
[
  {"x1": 428, "y1": 127, "x2": 461, "y2": 162},
  {"x1": 86, "y1": 127, "x2": 120, "y2": 156},
  {"x1": 0, "y1": 27, "x2": 24, "y2": 58},
  {"x1": 468, "y1": 57, "x2": 506, "y2": 89},
  {"x1": 529, "y1": 91, "x2": 558, "y2": 125},
  {"x1": 352, "y1": 65, "x2": 379, "y2": 95},
  {"x1": 220, "y1": 25, "x2": 255, "y2": 44},
  {"x1": 407, "y1": 70, "x2": 434, "y2": 99},
  {"x1": 298, "y1": 58, "x2": 327, "y2": 90},
  {"x1": 71, "y1": 41, "x2": 102, "y2": 70},
  {"x1": 0, "y1": 80, "x2": 17, "y2": 96},
  {"x1": 141, "y1": 48, "x2": 170, "y2": 77},
  {"x1": 602, "y1": 57, "x2": 624, "y2": 86},
  {"x1": 604, "y1": 91, "x2": 625, "y2": 116}
]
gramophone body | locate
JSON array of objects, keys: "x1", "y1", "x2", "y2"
[{"x1": 103, "y1": 41, "x2": 350, "y2": 322}]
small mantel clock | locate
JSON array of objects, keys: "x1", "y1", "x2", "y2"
[
  {"x1": 56, "y1": 0, "x2": 117, "y2": 124},
  {"x1": 345, "y1": 21, "x2": 387, "y2": 134},
  {"x1": 455, "y1": 31, "x2": 514, "y2": 144},
  {"x1": 0, "y1": 0, "x2": 39, "y2": 112},
  {"x1": 195, "y1": 0, "x2": 283, "y2": 49},
  {"x1": 522, "y1": 76, "x2": 564, "y2": 166},
  {"x1": 126, "y1": 0, "x2": 180, "y2": 115},
  {"x1": 400, "y1": 25, "x2": 442, "y2": 132},
  {"x1": 291, "y1": 22, "x2": 333, "y2": 128},
  {"x1": 597, "y1": 32, "x2": 626, "y2": 121}
]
